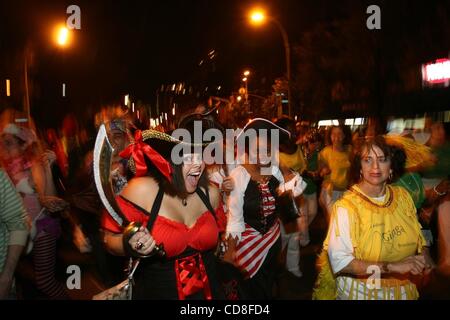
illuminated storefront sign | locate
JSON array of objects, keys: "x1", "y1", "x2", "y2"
[{"x1": 422, "y1": 58, "x2": 450, "y2": 87}]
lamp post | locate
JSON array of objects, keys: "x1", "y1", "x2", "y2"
[{"x1": 249, "y1": 8, "x2": 292, "y2": 117}]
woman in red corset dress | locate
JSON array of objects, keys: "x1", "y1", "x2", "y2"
[{"x1": 101, "y1": 125, "x2": 226, "y2": 299}]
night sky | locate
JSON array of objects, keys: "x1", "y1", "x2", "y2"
[{"x1": 0, "y1": 0, "x2": 449, "y2": 127}]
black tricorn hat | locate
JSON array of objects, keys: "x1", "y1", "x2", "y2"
[
  {"x1": 236, "y1": 118, "x2": 291, "y2": 142},
  {"x1": 122, "y1": 117, "x2": 222, "y2": 180}
]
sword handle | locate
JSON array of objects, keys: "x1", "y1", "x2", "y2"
[
  {"x1": 152, "y1": 243, "x2": 166, "y2": 257},
  {"x1": 123, "y1": 222, "x2": 166, "y2": 258}
]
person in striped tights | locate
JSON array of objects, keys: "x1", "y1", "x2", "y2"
[{"x1": 0, "y1": 124, "x2": 69, "y2": 299}]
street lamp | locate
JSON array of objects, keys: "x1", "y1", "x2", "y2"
[
  {"x1": 249, "y1": 8, "x2": 292, "y2": 117},
  {"x1": 57, "y1": 27, "x2": 69, "y2": 47},
  {"x1": 54, "y1": 25, "x2": 71, "y2": 48}
]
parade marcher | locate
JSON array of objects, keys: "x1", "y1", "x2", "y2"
[
  {"x1": 101, "y1": 119, "x2": 227, "y2": 299},
  {"x1": 302, "y1": 130, "x2": 324, "y2": 224},
  {"x1": 313, "y1": 135, "x2": 434, "y2": 300},
  {"x1": 275, "y1": 117, "x2": 310, "y2": 278},
  {"x1": 421, "y1": 121, "x2": 450, "y2": 276},
  {"x1": 318, "y1": 126, "x2": 352, "y2": 220},
  {"x1": 0, "y1": 123, "x2": 69, "y2": 299},
  {"x1": 225, "y1": 118, "x2": 307, "y2": 298}
]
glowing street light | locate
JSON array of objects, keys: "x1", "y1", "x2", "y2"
[
  {"x1": 250, "y1": 9, "x2": 266, "y2": 25},
  {"x1": 6, "y1": 79, "x2": 10, "y2": 97},
  {"x1": 243, "y1": 70, "x2": 250, "y2": 77},
  {"x1": 55, "y1": 26, "x2": 70, "y2": 47}
]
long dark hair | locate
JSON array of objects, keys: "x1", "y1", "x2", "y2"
[{"x1": 348, "y1": 135, "x2": 406, "y2": 185}]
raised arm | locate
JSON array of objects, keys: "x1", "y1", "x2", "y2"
[{"x1": 225, "y1": 167, "x2": 249, "y2": 242}]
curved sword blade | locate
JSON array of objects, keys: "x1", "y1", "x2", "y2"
[{"x1": 93, "y1": 124, "x2": 125, "y2": 227}]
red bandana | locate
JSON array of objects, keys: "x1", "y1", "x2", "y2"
[{"x1": 119, "y1": 130, "x2": 173, "y2": 182}]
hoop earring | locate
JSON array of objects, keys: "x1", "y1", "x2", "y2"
[
  {"x1": 360, "y1": 172, "x2": 363, "y2": 181},
  {"x1": 388, "y1": 172, "x2": 393, "y2": 182}
]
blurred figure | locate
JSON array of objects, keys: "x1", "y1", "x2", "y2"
[
  {"x1": 364, "y1": 117, "x2": 386, "y2": 139},
  {"x1": 44, "y1": 128, "x2": 68, "y2": 194},
  {"x1": 207, "y1": 135, "x2": 236, "y2": 213},
  {"x1": 107, "y1": 119, "x2": 132, "y2": 195},
  {"x1": 422, "y1": 121, "x2": 450, "y2": 276},
  {"x1": 303, "y1": 130, "x2": 324, "y2": 225},
  {"x1": 412, "y1": 116, "x2": 433, "y2": 145},
  {"x1": 64, "y1": 118, "x2": 128, "y2": 287},
  {"x1": 318, "y1": 126, "x2": 352, "y2": 220},
  {"x1": 60, "y1": 114, "x2": 83, "y2": 185},
  {"x1": 0, "y1": 123, "x2": 69, "y2": 299},
  {"x1": 0, "y1": 169, "x2": 29, "y2": 299},
  {"x1": 275, "y1": 117, "x2": 311, "y2": 278}
]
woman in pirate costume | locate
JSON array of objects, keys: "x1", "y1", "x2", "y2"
[
  {"x1": 225, "y1": 118, "x2": 307, "y2": 299},
  {"x1": 101, "y1": 119, "x2": 227, "y2": 299},
  {"x1": 313, "y1": 135, "x2": 435, "y2": 300}
]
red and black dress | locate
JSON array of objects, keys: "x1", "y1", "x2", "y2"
[{"x1": 101, "y1": 188, "x2": 226, "y2": 299}]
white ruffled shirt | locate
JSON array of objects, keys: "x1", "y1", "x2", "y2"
[{"x1": 226, "y1": 165, "x2": 307, "y2": 241}]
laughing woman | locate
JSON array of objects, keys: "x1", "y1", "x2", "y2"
[
  {"x1": 101, "y1": 123, "x2": 226, "y2": 299},
  {"x1": 313, "y1": 136, "x2": 434, "y2": 300}
]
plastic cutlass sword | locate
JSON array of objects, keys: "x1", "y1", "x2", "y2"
[{"x1": 93, "y1": 124, "x2": 126, "y2": 227}]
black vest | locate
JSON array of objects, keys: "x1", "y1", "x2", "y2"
[{"x1": 242, "y1": 176, "x2": 280, "y2": 234}]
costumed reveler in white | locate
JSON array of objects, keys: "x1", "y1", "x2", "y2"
[{"x1": 225, "y1": 118, "x2": 307, "y2": 299}]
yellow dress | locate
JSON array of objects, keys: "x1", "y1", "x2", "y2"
[{"x1": 313, "y1": 185, "x2": 426, "y2": 300}]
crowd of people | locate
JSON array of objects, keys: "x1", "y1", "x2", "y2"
[{"x1": 0, "y1": 104, "x2": 449, "y2": 300}]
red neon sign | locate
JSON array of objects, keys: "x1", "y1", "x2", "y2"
[{"x1": 422, "y1": 58, "x2": 450, "y2": 85}]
